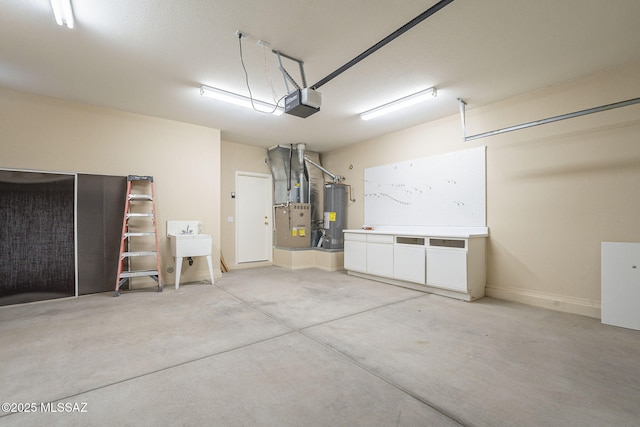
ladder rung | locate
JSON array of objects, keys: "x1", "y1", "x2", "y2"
[
  {"x1": 129, "y1": 194, "x2": 153, "y2": 201},
  {"x1": 119, "y1": 270, "x2": 159, "y2": 278},
  {"x1": 124, "y1": 232, "x2": 156, "y2": 237},
  {"x1": 126, "y1": 213, "x2": 154, "y2": 218},
  {"x1": 128, "y1": 175, "x2": 154, "y2": 182},
  {"x1": 122, "y1": 251, "x2": 157, "y2": 257}
]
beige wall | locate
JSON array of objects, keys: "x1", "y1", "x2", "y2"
[
  {"x1": 220, "y1": 140, "x2": 271, "y2": 268},
  {"x1": 321, "y1": 60, "x2": 640, "y2": 318},
  {"x1": 5, "y1": 58, "x2": 640, "y2": 315},
  {"x1": 0, "y1": 87, "x2": 221, "y2": 287}
]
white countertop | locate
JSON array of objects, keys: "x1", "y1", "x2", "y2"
[{"x1": 343, "y1": 226, "x2": 489, "y2": 238}]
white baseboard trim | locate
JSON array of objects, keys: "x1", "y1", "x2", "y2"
[
  {"x1": 314, "y1": 265, "x2": 344, "y2": 272},
  {"x1": 485, "y1": 285, "x2": 601, "y2": 319},
  {"x1": 348, "y1": 271, "x2": 477, "y2": 302},
  {"x1": 230, "y1": 261, "x2": 273, "y2": 270}
]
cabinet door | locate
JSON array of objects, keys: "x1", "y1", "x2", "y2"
[
  {"x1": 601, "y1": 242, "x2": 640, "y2": 330},
  {"x1": 426, "y1": 248, "x2": 467, "y2": 291},
  {"x1": 344, "y1": 240, "x2": 367, "y2": 273},
  {"x1": 367, "y1": 243, "x2": 394, "y2": 278},
  {"x1": 394, "y1": 245, "x2": 426, "y2": 284}
]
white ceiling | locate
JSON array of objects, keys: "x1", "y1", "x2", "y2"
[{"x1": 2, "y1": 0, "x2": 640, "y2": 152}]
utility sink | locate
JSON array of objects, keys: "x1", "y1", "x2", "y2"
[
  {"x1": 169, "y1": 233, "x2": 212, "y2": 257},
  {"x1": 167, "y1": 220, "x2": 214, "y2": 289}
]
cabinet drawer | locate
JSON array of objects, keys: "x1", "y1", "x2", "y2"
[
  {"x1": 367, "y1": 234, "x2": 394, "y2": 244},
  {"x1": 396, "y1": 236, "x2": 426, "y2": 246},
  {"x1": 429, "y1": 238, "x2": 466, "y2": 249},
  {"x1": 344, "y1": 233, "x2": 367, "y2": 242}
]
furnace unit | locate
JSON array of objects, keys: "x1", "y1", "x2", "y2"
[{"x1": 275, "y1": 203, "x2": 311, "y2": 248}]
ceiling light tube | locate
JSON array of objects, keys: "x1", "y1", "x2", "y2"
[
  {"x1": 200, "y1": 85, "x2": 283, "y2": 116},
  {"x1": 360, "y1": 87, "x2": 437, "y2": 121},
  {"x1": 50, "y1": 0, "x2": 75, "y2": 29}
]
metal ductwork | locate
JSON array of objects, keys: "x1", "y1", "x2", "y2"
[
  {"x1": 268, "y1": 144, "x2": 324, "y2": 247},
  {"x1": 267, "y1": 144, "x2": 349, "y2": 250}
]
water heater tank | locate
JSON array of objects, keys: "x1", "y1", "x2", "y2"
[{"x1": 323, "y1": 183, "x2": 348, "y2": 249}]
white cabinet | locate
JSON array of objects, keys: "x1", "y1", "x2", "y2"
[
  {"x1": 426, "y1": 248, "x2": 467, "y2": 291},
  {"x1": 425, "y1": 238, "x2": 486, "y2": 299},
  {"x1": 344, "y1": 229, "x2": 486, "y2": 301},
  {"x1": 366, "y1": 235, "x2": 394, "y2": 278},
  {"x1": 344, "y1": 233, "x2": 367, "y2": 273},
  {"x1": 394, "y1": 239, "x2": 426, "y2": 284}
]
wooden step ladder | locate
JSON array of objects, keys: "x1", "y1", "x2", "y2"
[{"x1": 114, "y1": 175, "x2": 162, "y2": 296}]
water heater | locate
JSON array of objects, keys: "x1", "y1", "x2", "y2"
[{"x1": 322, "y1": 184, "x2": 348, "y2": 249}]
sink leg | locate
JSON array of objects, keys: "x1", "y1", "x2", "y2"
[
  {"x1": 206, "y1": 255, "x2": 215, "y2": 285},
  {"x1": 175, "y1": 257, "x2": 183, "y2": 289}
]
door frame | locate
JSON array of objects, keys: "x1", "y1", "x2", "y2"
[{"x1": 235, "y1": 171, "x2": 273, "y2": 264}]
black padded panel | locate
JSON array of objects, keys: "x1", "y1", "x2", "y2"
[
  {"x1": 77, "y1": 174, "x2": 126, "y2": 295},
  {"x1": 0, "y1": 172, "x2": 75, "y2": 306}
]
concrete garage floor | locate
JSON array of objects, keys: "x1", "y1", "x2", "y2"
[{"x1": 1, "y1": 267, "x2": 639, "y2": 426}]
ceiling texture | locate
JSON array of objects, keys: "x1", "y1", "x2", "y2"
[{"x1": 2, "y1": 0, "x2": 640, "y2": 152}]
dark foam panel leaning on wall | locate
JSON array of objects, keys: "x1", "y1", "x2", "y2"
[
  {"x1": 76, "y1": 174, "x2": 126, "y2": 295},
  {"x1": 0, "y1": 171, "x2": 75, "y2": 306}
]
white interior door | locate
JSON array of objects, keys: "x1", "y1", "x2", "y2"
[{"x1": 236, "y1": 172, "x2": 272, "y2": 263}]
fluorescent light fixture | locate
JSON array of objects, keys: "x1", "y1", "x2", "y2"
[
  {"x1": 360, "y1": 87, "x2": 437, "y2": 121},
  {"x1": 50, "y1": 0, "x2": 75, "y2": 29},
  {"x1": 200, "y1": 85, "x2": 284, "y2": 116}
]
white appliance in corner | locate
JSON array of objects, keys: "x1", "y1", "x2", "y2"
[
  {"x1": 167, "y1": 220, "x2": 214, "y2": 289},
  {"x1": 601, "y1": 242, "x2": 640, "y2": 330}
]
